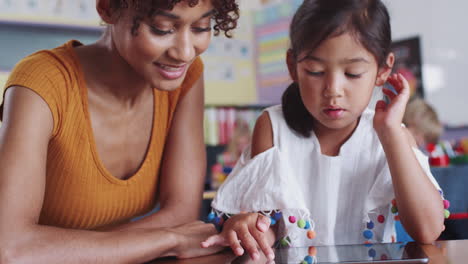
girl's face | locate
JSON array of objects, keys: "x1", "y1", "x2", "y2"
[
  {"x1": 287, "y1": 32, "x2": 392, "y2": 135},
  {"x1": 110, "y1": 0, "x2": 213, "y2": 91}
]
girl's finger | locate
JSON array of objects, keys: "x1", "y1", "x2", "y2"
[
  {"x1": 386, "y1": 73, "x2": 399, "y2": 87},
  {"x1": 227, "y1": 230, "x2": 244, "y2": 256},
  {"x1": 382, "y1": 88, "x2": 397, "y2": 101},
  {"x1": 237, "y1": 227, "x2": 260, "y2": 260},
  {"x1": 375, "y1": 100, "x2": 387, "y2": 112},
  {"x1": 256, "y1": 214, "x2": 271, "y2": 232},
  {"x1": 201, "y1": 234, "x2": 227, "y2": 248},
  {"x1": 250, "y1": 228, "x2": 275, "y2": 260},
  {"x1": 397, "y1": 73, "x2": 410, "y2": 97}
]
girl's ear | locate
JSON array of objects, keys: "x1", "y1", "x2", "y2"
[
  {"x1": 286, "y1": 49, "x2": 298, "y2": 82},
  {"x1": 96, "y1": 0, "x2": 119, "y2": 24},
  {"x1": 375, "y1": 52, "x2": 395, "y2": 86}
]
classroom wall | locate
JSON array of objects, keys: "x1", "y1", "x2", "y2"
[{"x1": 383, "y1": 0, "x2": 468, "y2": 126}]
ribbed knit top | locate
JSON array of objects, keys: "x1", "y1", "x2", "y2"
[{"x1": 1, "y1": 40, "x2": 204, "y2": 229}]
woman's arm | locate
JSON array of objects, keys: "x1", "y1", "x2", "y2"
[
  {"x1": 374, "y1": 74, "x2": 444, "y2": 244},
  {"x1": 201, "y1": 112, "x2": 277, "y2": 261},
  {"x1": 0, "y1": 87, "x2": 218, "y2": 263}
]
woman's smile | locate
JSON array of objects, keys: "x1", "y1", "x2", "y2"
[{"x1": 154, "y1": 62, "x2": 188, "y2": 80}]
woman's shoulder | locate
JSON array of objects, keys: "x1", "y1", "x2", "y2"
[
  {"x1": 7, "y1": 40, "x2": 80, "y2": 87},
  {"x1": 2, "y1": 41, "x2": 82, "y2": 134}
]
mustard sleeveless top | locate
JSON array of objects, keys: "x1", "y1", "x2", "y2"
[{"x1": 2, "y1": 40, "x2": 204, "y2": 229}]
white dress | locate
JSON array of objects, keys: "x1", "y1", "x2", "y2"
[{"x1": 211, "y1": 105, "x2": 443, "y2": 248}]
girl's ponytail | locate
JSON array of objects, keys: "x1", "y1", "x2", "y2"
[{"x1": 281, "y1": 82, "x2": 314, "y2": 138}]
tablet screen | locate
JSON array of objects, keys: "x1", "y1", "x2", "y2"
[{"x1": 274, "y1": 242, "x2": 428, "y2": 263}]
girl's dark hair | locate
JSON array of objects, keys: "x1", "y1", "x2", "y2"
[
  {"x1": 282, "y1": 0, "x2": 392, "y2": 137},
  {"x1": 109, "y1": 0, "x2": 239, "y2": 37}
]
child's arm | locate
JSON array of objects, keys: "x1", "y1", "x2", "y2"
[
  {"x1": 374, "y1": 73, "x2": 445, "y2": 244},
  {"x1": 202, "y1": 113, "x2": 277, "y2": 260},
  {"x1": 201, "y1": 213, "x2": 276, "y2": 260}
]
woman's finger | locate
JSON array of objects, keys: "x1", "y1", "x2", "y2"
[{"x1": 227, "y1": 230, "x2": 244, "y2": 256}]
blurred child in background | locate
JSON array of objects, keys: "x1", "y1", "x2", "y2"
[{"x1": 403, "y1": 98, "x2": 443, "y2": 149}]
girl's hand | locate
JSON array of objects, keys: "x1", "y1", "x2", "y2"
[
  {"x1": 201, "y1": 213, "x2": 275, "y2": 261},
  {"x1": 374, "y1": 73, "x2": 411, "y2": 135}
]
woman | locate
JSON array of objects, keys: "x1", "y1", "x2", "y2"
[{"x1": 0, "y1": 0, "x2": 239, "y2": 263}]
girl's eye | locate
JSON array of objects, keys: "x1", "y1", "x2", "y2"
[
  {"x1": 306, "y1": 70, "x2": 324, "y2": 77},
  {"x1": 346, "y1": 73, "x2": 362, "y2": 78},
  {"x1": 150, "y1": 26, "x2": 174, "y2": 36}
]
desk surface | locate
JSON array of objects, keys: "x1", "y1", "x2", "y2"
[{"x1": 150, "y1": 240, "x2": 468, "y2": 264}]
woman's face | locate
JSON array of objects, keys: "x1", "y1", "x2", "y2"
[
  {"x1": 111, "y1": 0, "x2": 214, "y2": 91},
  {"x1": 288, "y1": 32, "x2": 390, "y2": 135}
]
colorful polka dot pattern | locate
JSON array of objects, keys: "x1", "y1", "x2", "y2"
[
  {"x1": 362, "y1": 214, "x2": 387, "y2": 243},
  {"x1": 361, "y1": 192, "x2": 450, "y2": 244},
  {"x1": 207, "y1": 209, "x2": 317, "y2": 249},
  {"x1": 287, "y1": 214, "x2": 316, "y2": 243},
  {"x1": 390, "y1": 194, "x2": 451, "y2": 220}
]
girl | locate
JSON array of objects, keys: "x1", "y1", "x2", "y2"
[
  {"x1": 0, "y1": 0, "x2": 239, "y2": 263},
  {"x1": 202, "y1": 0, "x2": 448, "y2": 261}
]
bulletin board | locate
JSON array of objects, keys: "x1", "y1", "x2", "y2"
[
  {"x1": 253, "y1": 0, "x2": 301, "y2": 104},
  {"x1": 202, "y1": 10, "x2": 257, "y2": 105}
]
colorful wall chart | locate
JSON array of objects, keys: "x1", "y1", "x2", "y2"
[
  {"x1": 254, "y1": 0, "x2": 301, "y2": 104},
  {"x1": 202, "y1": 10, "x2": 257, "y2": 105}
]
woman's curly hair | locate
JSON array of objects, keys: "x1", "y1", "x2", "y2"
[{"x1": 109, "y1": 0, "x2": 239, "y2": 38}]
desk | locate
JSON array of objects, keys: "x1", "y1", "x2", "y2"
[{"x1": 150, "y1": 240, "x2": 468, "y2": 264}]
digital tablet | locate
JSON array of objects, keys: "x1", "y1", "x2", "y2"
[{"x1": 274, "y1": 242, "x2": 429, "y2": 264}]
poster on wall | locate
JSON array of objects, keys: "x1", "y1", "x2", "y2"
[
  {"x1": 253, "y1": 0, "x2": 301, "y2": 104},
  {"x1": 202, "y1": 10, "x2": 257, "y2": 105},
  {"x1": 391, "y1": 36, "x2": 424, "y2": 99}
]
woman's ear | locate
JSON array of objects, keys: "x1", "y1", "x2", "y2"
[
  {"x1": 286, "y1": 49, "x2": 298, "y2": 82},
  {"x1": 375, "y1": 52, "x2": 395, "y2": 86},
  {"x1": 96, "y1": 0, "x2": 119, "y2": 24}
]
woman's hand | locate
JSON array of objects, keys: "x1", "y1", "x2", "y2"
[
  {"x1": 168, "y1": 221, "x2": 224, "y2": 259},
  {"x1": 200, "y1": 213, "x2": 275, "y2": 261},
  {"x1": 374, "y1": 73, "x2": 411, "y2": 136}
]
